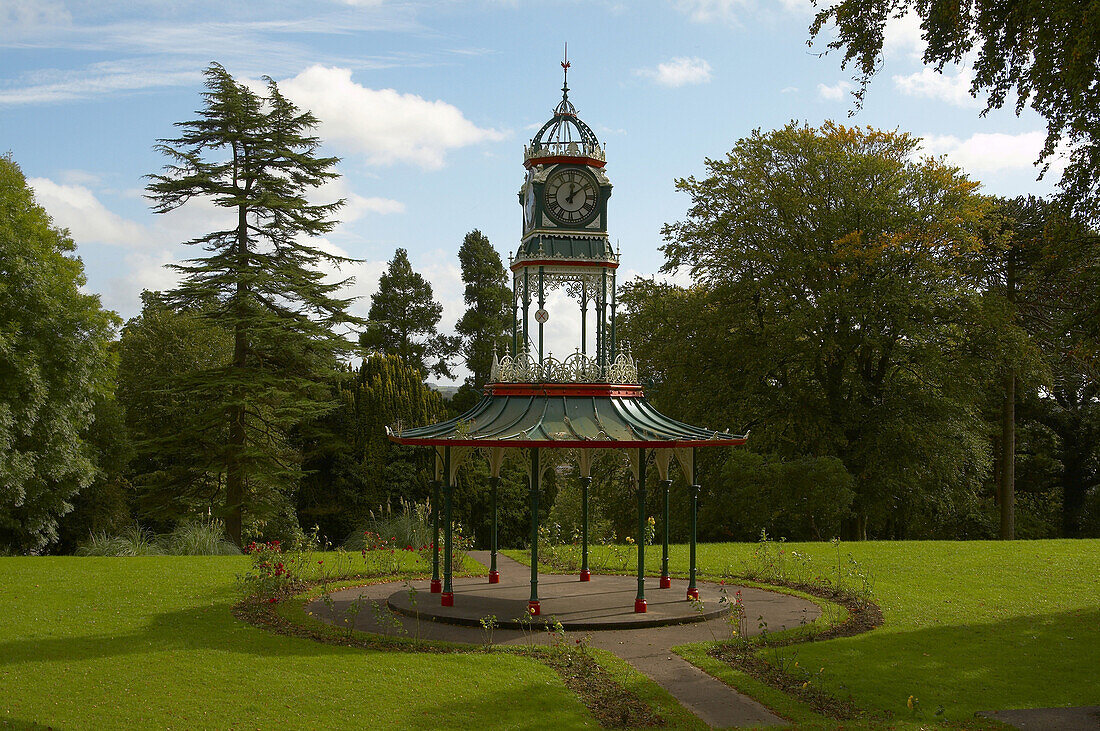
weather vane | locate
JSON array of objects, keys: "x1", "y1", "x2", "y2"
[{"x1": 561, "y1": 42, "x2": 570, "y2": 99}]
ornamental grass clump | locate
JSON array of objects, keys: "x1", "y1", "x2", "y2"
[
  {"x1": 77, "y1": 520, "x2": 240, "y2": 556},
  {"x1": 77, "y1": 525, "x2": 165, "y2": 556},
  {"x1": 346, "y1": 498, "x2": 432, "y2": 552},
  {"x1": 166, "y1": 518, "x2": 240, "y2": 556}
]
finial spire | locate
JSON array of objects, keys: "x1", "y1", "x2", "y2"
[{"x1": 561, "y1": 43, "x2": 570, "y2": 103}]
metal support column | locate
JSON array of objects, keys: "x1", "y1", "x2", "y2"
[
  {"x1": 610, "y1": 269, "x2": 617, "y2": 358},
  {"x1": 430, "y1": 476, "x2": 441, "y2": 593},
  {"x1": 635, "y1": 447, "x2": 647, "y2": 613},
  {"x1": 512, "y1": 293, "x2": 518, "y2": 357},
  {"x1": 442, "y1": 447, "x2": 454, "y2": 606},
  {"x1": 522, "y1": 269, "x2": 530, "y2": 355},
  {"x1": 528, "y1": 447, "x2": 541, "y2": 615},
  {"x1": 660, "y1": 478, "x2": 672, "y2": 589},
  {"x1": 580, "y1": 281, "x2": 588, "y2": 356},
  {"x1": 489, "y1": 476, "x2": 500, "y2": 583},
  {"x1": 580, "y1": 475, "x2": 592, "y2": 581},
  {"x1": 598, "y1": 268, "x2": 607, "y2": 377},
  {"x1": 537, "y1": 266, "x2": 545, "y2": 366},
  {"x1": 687, "y1": 449, "x2": 700, "y2": 601}
]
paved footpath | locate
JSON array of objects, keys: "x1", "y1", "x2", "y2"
[{"x1": 310, "y1": 550, "x2": 822, "y2": 728}]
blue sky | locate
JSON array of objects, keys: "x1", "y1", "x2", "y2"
[{"x1": 2, "y1": 0, "x2": 1059, "y2": 381}]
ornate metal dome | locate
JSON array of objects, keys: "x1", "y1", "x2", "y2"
[{"x1": 524, "y1": 62, "x2": 604, "y2": 164}]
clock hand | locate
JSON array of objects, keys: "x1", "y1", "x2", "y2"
[{"x1": 566, "y1": 184, "x2": 579, "y2": 203}]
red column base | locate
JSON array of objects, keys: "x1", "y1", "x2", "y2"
[
  {"x1": 430, "y1": 579, "x2": 442, "y2": 593},
  {"x1": 579, "y1": 569, "x2": 591, "y2": 582},
  {"x1": 527, "y1": 600, "x2": 541, "y2": 616},
  {"x1": 440, "y1": 591, "x2": 454, "y2": 607},
  {"x1": 488, "y1": 570, "x2": 500, "y2": 584},
  {"x1": 634, "y1": 598, "x2": 647, "y2": 613},
  {"x1": 686, "y1": 587, "x2": 699, "y2": 600},
  {"x1": 659, "y1": 575, "x2": 672, "y2": 589}
]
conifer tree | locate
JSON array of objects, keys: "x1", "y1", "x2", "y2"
[
  {"x1": 455, "y1": 229, "x2": 510, "y2": 390},
  {"x1": 146, "y1": 63, "x2": 362, "y2": 545},
  {"x1": 360, "y1": 248, "x2": 458, "y2": 379}
]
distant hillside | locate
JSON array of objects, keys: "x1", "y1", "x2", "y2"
[{"x1": 426, "y1": 382, "x2": 461, "y2": 399}]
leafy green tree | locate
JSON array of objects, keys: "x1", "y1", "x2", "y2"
[
  {"x1": 455, "y1": 230, "x2": 511, "y2": 395},
  {"x1": 700, "y1": 451, "x2": 855, "y2": 542},
  {"x1": 116, "y1": 292, "x2": 232, "y2": 527},
  {"x1": 628, "y1": 122, "x2": 998, "y2": 539},
  {"x1": 1006, "y1": 204, "x2": 1100, "y2": 537},
  {"x1": 809, "y1": 0, "x2": 1100, "y2": 219},
  {"x1": 360, "y1": 248, "x2": 458, "y2": 380},
  {"x1": 55, "y1": 390, "x2": 135, "y2": 552},
  {"x1": 146, "y1": 62, "x2": 362, "y2": 545},
  {"x1": 0, "y1": 154, "x2": 119, "y2": 552}
]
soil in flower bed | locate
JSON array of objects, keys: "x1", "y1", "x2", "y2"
[
  {"x1": 710, "y1": 582, "x2": 884, "y2": 722},
  {"x1": 537, "y1": 647, "x2": 663, "y2": 728}
]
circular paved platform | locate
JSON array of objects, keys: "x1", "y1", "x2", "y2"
[{"x1": 388, "y1": 571, "x2": 731, "y2": 630}]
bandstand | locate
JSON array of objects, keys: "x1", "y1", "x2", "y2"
[{"x1": 387, "y1": 60, "x2": 747, "y2": 616}]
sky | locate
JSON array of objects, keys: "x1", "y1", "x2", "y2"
[{"x1": 1, "y1": 0, "x2": 1062, "y2": 383}]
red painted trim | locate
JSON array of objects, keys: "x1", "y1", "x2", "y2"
[
  {"x1": 441, "y1": 592, "x2": 454, "y2": 607},
  {"x1": 389, "y1": 434, "x2": 748, "y2": 449},
  {"x1": 634, "y1": 598, "x2": 647, "y2": 613},
  {"x1": 527, "y1": 600, "x2": 541, "y2": 616},
  {"x1": 524, "y1": 156, "x2": 606, "y2": 169},
  {"x1": 579, "y1": 570, "x2": 591, "y2": 582},
  {"x1": 488, "y1": 571, "x2": 500, "y2": 584},
  {"x1": 486, "y1": 383, "x2": 644, "y2": 398},
  {"x1": 429, "y1": 579, "x2": 441, "y2": 593},
  {"x1": 510, "y1": 259, "x2": 618, "y2": 271},
  {"x1": 659, "y1": 576, "x2": 672, "y2": 589},
  {"x1": 686, "y1": 588, "x2": 699, "y2": 601}
]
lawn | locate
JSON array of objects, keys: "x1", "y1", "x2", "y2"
[
  {"x1": 3, "y1": 542, "x2": 1097, "y2": 729},
  {"x1": 530, "y1": 539, "x2": 1100, "y2": 724},
  {"x1": 0, "y1": 556, "x2": 598, "y2": 729}
]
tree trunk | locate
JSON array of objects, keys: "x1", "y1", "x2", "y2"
[
  {"x1": 1062, "y1": 431, "x2": 1086, "y2": 538},
  {"x1": 999, "y1": 372, "x2": 1016, "y2": 540},
  {"x1": 226, "y1": 202, "x2": 249, "y2": 547}
]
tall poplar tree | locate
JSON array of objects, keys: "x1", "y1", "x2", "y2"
[{"x1": 146, "y1": 63, "x2": 362, "y2": 545}]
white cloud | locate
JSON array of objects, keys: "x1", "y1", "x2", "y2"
[
  {"x1": 637, "y1": 57, "x2": 713, "y2": 87},
  {"x1": 0, "y1": 0, "x2": 70, "y2": 29},
  {"x1": 28, "y1": 178, "x2": 147, "y2": 247},
  {"x1": 313, "y1": 178, "x2": 405, "y2": 223},
  {"x1": 0, "y1": 60, "x2": 200, "y2": 105},
  {"x1": 882, "y1": 11, "x2": 925, "y2": 60},
  {"x1": 780, "y1": 86, "x2": 798, "y2": 94},
  {"x1": 918, "y1": 131, "x2": 1066, "y2": 176},
  {"x1": 276, "y1": 65, "x2": 506, "y2": 169},
  {"x1": 894, "y1": 67, "x2": 981, "y2": 108},
  {"x1": 671, "y1": 0, "x2": 807, "y2": 24},
  {"x1": 28, "y1": 174, "x2": 397, "y2": 317},
  {"x1": 817, "y1": 80, "x2": 852, "y2": 100}
]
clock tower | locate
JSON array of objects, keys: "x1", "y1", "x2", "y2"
[
  {"x1": 508, "y1": 58, "x2": 621, "y2": 375},
  {"x1": 391, "y1": 55, "x2": 749, "y2": 616}
]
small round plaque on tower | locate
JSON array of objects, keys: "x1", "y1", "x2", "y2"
[{"x1": 534, "y1": 308, "x2": 549, "y2": 324}]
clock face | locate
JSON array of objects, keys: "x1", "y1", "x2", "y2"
[{"x1": 543, "y1": 167, "x2": 599, "y2": 226}]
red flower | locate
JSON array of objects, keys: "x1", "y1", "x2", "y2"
[{"x1": 268, "y1": 597, "x2": 278, "y2": 604}]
